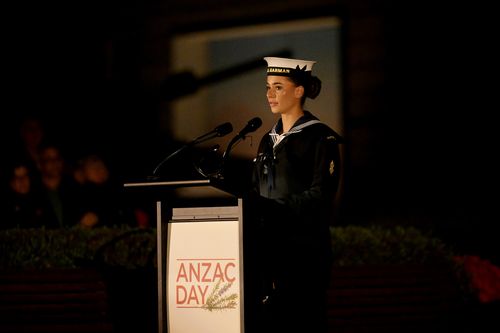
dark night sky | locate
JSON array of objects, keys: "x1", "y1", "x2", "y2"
[{"x1": 3, "y1": 2, "x2": 166, "y2": 179}]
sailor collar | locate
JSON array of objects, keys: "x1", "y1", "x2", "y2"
[{"x1": 270, "y1": 112, "x2": 323, "y2": 149}]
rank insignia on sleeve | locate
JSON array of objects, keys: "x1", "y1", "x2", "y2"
[{"x1": 329, "y1": 160, "x2": 335, "y2": 175}]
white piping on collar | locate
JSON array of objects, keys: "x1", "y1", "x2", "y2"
[{"x1": 270, "y1": 119, "x2": 323, "y2": 149}]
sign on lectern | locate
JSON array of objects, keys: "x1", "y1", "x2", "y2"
[
  {"x1": 123, "y1": 179, "x2": 244, "y2": 333},
  {"x1": 167, "y1": 206, "x2": 244, "y2": 333}
]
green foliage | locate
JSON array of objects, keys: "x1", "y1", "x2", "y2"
[
  {"x1": 330, "y1": 225, "x2": 455, "y2": 267},
  {"x1": 0, "y1": 225, "x2": 455, "y2": 270},
  {"x1": 0, "y1": 226, "x2": 156, "y2": 270}
]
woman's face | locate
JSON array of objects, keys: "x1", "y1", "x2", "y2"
[{"x1": 266, "y1": 76, "x2": 303, "y2": 115}]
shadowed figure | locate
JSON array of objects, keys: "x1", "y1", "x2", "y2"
[
  {"x1": 0, "y1": 159, "x2": 46, "y2": 229},
  {"x1": 37, "y1": 143, "x2": 84, "y2": 228},
  {"x1": 75, "y1": 154, "x2": 136, "y2": 228}
]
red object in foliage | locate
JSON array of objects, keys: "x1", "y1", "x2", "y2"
[
  {"x1": 455, "y1": 255, "x2": 500, "y2": 303},
  {"x1": 134, "y1": 208, "x2": 150, "y2": 229}
]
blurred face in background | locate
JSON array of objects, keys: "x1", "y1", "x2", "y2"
[
  {"x1": 39, "y1": 146, "x2": 64, "y2": 178},
  {"x1": 83, "y1": 156, "x2": 109, "y2": 185},
  {"x1": 10, "y1": 165, "x2": 31, "y2": 195}
]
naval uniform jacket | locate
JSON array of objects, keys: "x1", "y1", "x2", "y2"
[{"x1": 252, "y1": 111, "x2": 342, "y2": 282}]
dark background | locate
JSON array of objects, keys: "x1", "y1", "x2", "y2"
[{"x1": 2, "y1": 1, "x2": 497, "y2": 263}]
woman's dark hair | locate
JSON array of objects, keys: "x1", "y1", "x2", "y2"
[
  {"x1": 289, "y1": 74, "x2": 322, "y2": 105},
  {"x1": 306, "y1": 76, "x2": 322, "y2": 99}
]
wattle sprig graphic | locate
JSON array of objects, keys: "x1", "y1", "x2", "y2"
[{"x1": 202, "y1": 280, "x2": 238, "y2": 311}]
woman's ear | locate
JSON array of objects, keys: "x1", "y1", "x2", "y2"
[{"x1": 294, "y1": 85, "x2": 305, "y2": 99}]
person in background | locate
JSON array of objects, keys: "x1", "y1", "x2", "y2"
[
  {"x1": 0, "y1": 159, "x2": 47, "y2": 229},
  {"x1": 249, "y1": 56, "x2": 342, "y2": 333},
  {"x1": 37, "y1": 142, "x2": 84, "y2": 228},
  {"x1": 14, "y1": 115, "x2": 47, "y2": 183},
  {"x1": 75, "y1": 154, "x2": 131, "y2": 228}
]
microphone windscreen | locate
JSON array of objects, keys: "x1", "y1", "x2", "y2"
[
  {"x1": 248, "y1": 117, "x2": 262, "y2": 131},
  {"x1": 215, "y1": 122, "x2": 233, "y2": 136}
]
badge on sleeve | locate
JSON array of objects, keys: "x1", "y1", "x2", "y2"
[{"x1": 329, "y1": 160, "x2": 335, "y2": 175}]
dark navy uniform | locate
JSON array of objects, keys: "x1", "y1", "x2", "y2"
[{"x1": 251, "y1": 110, "x2": 342, "y2": 333}]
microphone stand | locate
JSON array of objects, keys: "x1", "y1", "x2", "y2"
[
  {"x1": 151, "y1": 131, "x2": 223, "y2": 178},
  {"x1": 221, "y1": 136, "x2": 241, "y2": 168},
  {"x1": 218, "y1": 117, "x2": 262, "y2": 180},
  {"x1": 217, "y1": 135, "x2": 246, "y2": 181}
]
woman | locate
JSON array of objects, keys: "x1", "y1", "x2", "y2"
[
  {"x1": 1, "y1": 159, "x2": 46, "y2": 229},
  {"x1": 250, "y1": 57, "x2": 342, "y2": 333}
]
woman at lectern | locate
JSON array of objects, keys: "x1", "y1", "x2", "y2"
[{"x1": 249, "y1": 56, "x2": 342, "y2": 333}]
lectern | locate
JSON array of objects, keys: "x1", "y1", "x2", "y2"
[{"x1": 123, "y1": 179, "x2": 245, "y2": 333}]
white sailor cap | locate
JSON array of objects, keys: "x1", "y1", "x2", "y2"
[{"x1": 264, "y1": 57, "x2": 316, "y2": 76}]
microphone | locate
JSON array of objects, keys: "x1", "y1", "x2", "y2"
[
  {"x1": 218, "y1": 117, "x2": 262, "y2": 179},
  {"x1": 233, "y1": 117, "x2": 262, "y2": 142},
  {"x1": 213, "y1": 122, "x2": 233, "y2": 137},
  {"x1": 151, "y1": 122, "x2": 233, "y2": 177}
]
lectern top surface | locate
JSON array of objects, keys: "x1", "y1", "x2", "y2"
[{"x1": 123, "y1": 179, "x2": 211, "y2": 188}]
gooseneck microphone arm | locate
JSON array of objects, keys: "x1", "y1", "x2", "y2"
[
  {"x1": 151, "y1": 122, "x2": 233, "y2": 177},
  {"x1": 222, "y1": 117, "x2": 262, "y2": 161},
  {"x1": 218, "y1": 117, "x2": 262, "y2": 179}
]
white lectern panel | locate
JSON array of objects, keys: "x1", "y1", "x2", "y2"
[{"x1": 167, "y1": 207, "x2": 243, "y2": 333}]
